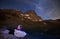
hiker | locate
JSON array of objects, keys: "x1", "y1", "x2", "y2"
[{"x1": 14, "y1": 25, "x2": 27, "y2": 39}]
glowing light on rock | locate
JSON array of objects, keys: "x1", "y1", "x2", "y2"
[
  {"x1": 25, "y1": 14, "x2": 29, "y2": 16},
  {"x1": 44, "y1": 22, "x2": 46, "y2": 24},
  {"x1": 28, "y1": 17, "x2": 31, "y2": 19},
  {"x1": 21, "y1": 14, "x2": 24, "y2": 16},
  {"x1": 39, "y1": 19, "x2": 42, "y2": 21}
]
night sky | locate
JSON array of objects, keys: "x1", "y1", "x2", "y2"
[{"x1": 0, "y1": 0, "x2": 60, "y2": 20}]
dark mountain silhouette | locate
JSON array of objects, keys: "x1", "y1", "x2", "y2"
[
  {"x1": 0, "y1": 9, "x2": 60, "y2": 35},
  {"x1": 0, "y1": 9, "x2": 45, "y2": 32}
]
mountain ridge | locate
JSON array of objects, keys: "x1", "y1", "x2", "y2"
[{"x1": 0, "y1": 9, "x2": 60, "y2": 34}]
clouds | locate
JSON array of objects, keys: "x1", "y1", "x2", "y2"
[
  {"x1": 44, "y1": 0, "x2": 60, "y2": 19},
  {"x1": 34, "y1": 0, "x2": 60, "y2": 19}
]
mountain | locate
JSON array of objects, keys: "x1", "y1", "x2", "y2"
[
  {"x1": 0, "y1": 9, "x2": 42, "y2": 22},
  {"x1": 24, "y1": 10, "x2": 42, "y2": 22},
  {"x1": 0, "y1": 9, "x2": 45, "y2": 32},
  {"x1": 18, "y1": 10, "x2": 42, "y2": 22},
  {"x1": 0, "y1": 9, "x2": 60, "y2": 35}
]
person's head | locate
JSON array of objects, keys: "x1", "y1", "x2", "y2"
[{"x1": 17, "y1": 25, "x2": 22, "y2": 30}]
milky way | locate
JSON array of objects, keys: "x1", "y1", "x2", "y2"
[{"x1": 0, "y1": 0, "x2": 60, "y2": 20}]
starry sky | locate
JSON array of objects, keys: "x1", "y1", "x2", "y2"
[{"x1": 0, "y1": 0, "x2": 60, "y2": 20}]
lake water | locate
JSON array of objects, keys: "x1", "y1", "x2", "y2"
[
  {"x1": 0, "y1": 29, "x2": 60, "y2": 39},
  {"x1": 26, "y1": 32, "x2": 60, "y2": 39}
]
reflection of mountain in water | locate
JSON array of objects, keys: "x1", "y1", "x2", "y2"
[{"x1": 0, "y1": 9, "x2": 60, "y2": 39}]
